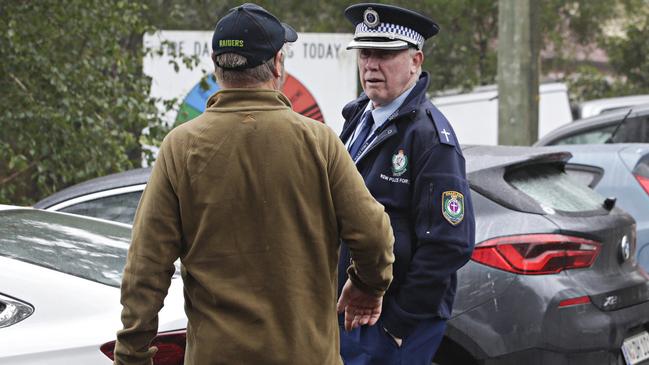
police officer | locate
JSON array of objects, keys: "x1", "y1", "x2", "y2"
[{"x1": 337, "y1": 3, "x2": 476, "y2": 364}]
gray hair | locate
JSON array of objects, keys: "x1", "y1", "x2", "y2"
[{"x1": 214, "y1": 53, "x2": 276, "y2": 86}]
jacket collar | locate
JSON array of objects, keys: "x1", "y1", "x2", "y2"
[
  {"x1": 206, "y1": 88, "x2": 292, "y2": 110},
  {"x1": 339, "y1": 73, "x2": 431, "y2": 165}
]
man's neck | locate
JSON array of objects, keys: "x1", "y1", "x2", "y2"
[{"x1": 220, "y1": 79, "x2": 279, "y2": 90}]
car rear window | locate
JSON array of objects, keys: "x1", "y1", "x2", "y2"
[
  {"x1": 0, "y1": 209, "x2": 130, "y2": 287},
  {"x1": 506, "y1": 164, "x2": 606, "y2": 213}
]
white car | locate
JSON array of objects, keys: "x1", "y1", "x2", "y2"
[{"x1": 0, "y1": 206, "x2": 187, "y2": 364}]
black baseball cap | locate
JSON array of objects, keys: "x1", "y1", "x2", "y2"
[{"x1": 212, "y1": 3, "x2": 298, "y2": 69}]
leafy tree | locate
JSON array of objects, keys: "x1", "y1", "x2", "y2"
[
  {"x1": 0, "y1": 0, "x2": 168, "y2": 204},
  {"x1": 604, "y1": 10, "x2": 649, "y2": 95}
]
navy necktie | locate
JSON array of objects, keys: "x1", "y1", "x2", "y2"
[{"x1": 348, "y1": 110, "x2": 374, "y2": 159}]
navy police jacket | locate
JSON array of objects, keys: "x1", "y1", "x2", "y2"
[{"x1": 338, "y1": 72, "x2": 476, "y2": 339}]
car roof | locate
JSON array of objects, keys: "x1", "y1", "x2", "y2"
[
  {"x1": 534, "y1": 103, "x2": 649, "y2": 146},
  {"x1": 34, "y1": 167, "x2": 151, "y2": 209}
]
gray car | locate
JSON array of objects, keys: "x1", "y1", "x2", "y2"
[
  {"x1": 540, "y1": 144, "x2": 649, "y2": 273},
  {"x1": 434, "y1": 146, "x2": 649, "y2": 365},
  {"x1": 35, "y1": 147, "x2": 649, "y2": 365}
]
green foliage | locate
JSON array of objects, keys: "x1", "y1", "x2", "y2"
[
  {"x1": 0, "y1": 0, "x2": 169, "y2": 205},
  {"x1": 605, "y1": 11, "x2": 649, "y2": 94},
  {"x1": 566, "y1": 65, "x2": 625, "y2": 103},
  {"x1": 561, "y1": 6, "x2": 649, "y2": 101}
]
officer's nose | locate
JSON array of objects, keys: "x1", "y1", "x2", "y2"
[{"x1": 363, "y1": 56, "x2": 380, "y2": 71}]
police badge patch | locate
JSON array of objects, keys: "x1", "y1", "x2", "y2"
[
  {"x1": 391, "y1": 149, "x2": 408, "y2": 176},
  {"x1": 442, "y1": 191, "x2": 464, "y2": 226}
]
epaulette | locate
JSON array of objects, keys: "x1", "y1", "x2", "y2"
[{"x1": 426, "y1": 106, "x2": 456, "y2": 147}]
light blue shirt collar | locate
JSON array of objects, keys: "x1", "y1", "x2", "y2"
[{"x1": 345, "y1": 82, "x2": 417, "y2": 152}]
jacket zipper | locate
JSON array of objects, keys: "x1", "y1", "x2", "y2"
[{"x1": 427, "y1": 182, "x2": 434, "y2": 234}]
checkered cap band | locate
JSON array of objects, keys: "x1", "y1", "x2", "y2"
[{"x1": 355, "y1": 22, "x2": 425, "y2": 49}]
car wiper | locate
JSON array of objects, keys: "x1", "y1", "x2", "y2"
[{"x1": 605, "y1": 108, "x2": 633, "y2": 143}]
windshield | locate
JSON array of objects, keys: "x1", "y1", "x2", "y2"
[{"x1": 0, "y1": 209, "x2": 131, "y2": 287}]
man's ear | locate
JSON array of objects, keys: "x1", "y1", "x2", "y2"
[
  {"x1": 272, "y1": 50, "x2": 283, "y2": 78},
  {"x1": 211, "y1": 52, "x2": 218, "y2": 67}
]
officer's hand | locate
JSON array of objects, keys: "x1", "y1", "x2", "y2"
[{"x1": 336, "y1": 278, "x2": 383, "y2": 332}]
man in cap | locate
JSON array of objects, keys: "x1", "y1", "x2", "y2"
[
  {"x1": 337, "y1": 3, "x2": 476, "y2": 364},
  {"x1": 113, "y1": 3, "x2": 395, "y2": 364}
]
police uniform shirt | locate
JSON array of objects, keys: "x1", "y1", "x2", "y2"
[{"x1": 345, "y1": 82, "x2": 417, "y2": 160}]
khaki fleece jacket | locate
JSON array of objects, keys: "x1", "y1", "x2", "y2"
[{"x1": 114, "y1": 89, "x2": 394, "y2": 365}]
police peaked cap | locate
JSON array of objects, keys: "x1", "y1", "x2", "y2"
[{"x1": 345, "y1": 3, "x2": 439, "y2": 50}]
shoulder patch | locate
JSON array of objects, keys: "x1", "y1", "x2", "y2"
[
  {"x1": 426, "y1": 107, "x2": 456, "y2": 147},
  {"x1": 441, "y1": 190, "x2": 465, "y2": 225}
]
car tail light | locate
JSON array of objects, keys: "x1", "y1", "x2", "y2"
[
  {"x1": 635, "y1": 174, "x2": 649, "y2": 196},
  {"x1": 471, "y1": 234, "x2": 601, "y2": 275},
  {"x1": 100, "y1": 330, "x2": 186, "y2": 365}
]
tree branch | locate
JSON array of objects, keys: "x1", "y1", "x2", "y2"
[
  {"x1": 0, "y1": 161, "x2": 38, "y2": 187},
  {"x1": 8, "y1": 73, "x2": 36, "y2": 103}
]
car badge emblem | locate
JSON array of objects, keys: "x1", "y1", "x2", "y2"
[
  {"x1": 363, "y1": 8, "x2": 380, "y2": 28},
  {"x1": 620, "y1": 235, "x2": 631, "y2": 261},
  {"x1": 603, "y1": 295, "x2": 619, "y2": 309},
  {"x1": 442, "y1": 191, "x2": 465, "y2": 226},
  {"x1": 391, "y1": 149, "x2": 408, "y2": 176}
]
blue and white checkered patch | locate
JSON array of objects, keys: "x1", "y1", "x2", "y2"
[{"x1": 355, "y1": 22, "x2": 425, "y2": 49}]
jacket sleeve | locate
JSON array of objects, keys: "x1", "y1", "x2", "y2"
[
  {"x1": 382, "y1": 143, "x2": 475, "y2": 339},
  {"x1": 324, "y1": 127, "x2": 395, "y2": 297},
  {"x1": 113, "y1": 140, "x2": 183, "y2": 365}
]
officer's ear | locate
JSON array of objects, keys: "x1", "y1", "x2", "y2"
[{"x1": 410, "y1": 49, "x2": 423, "y2": 75}]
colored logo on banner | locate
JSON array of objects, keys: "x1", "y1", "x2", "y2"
[{"x1": 175, "y1": 73, "x2": 324, "y2": 125}]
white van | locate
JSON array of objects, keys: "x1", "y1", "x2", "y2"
[
  {"x1": 431, "y1": 83, "x2": 573, "y2": 145},
  {"x1": 576, "y1": 94, "x2": 649, "y2": 119}
]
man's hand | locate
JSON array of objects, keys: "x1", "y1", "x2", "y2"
[{"x1": 336, "y1": 278, "x2": 383, "y2": 332}]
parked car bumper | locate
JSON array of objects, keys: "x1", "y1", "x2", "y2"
[{"x1": 448, "y1": 282, "x2": 649, "y2": 364}]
